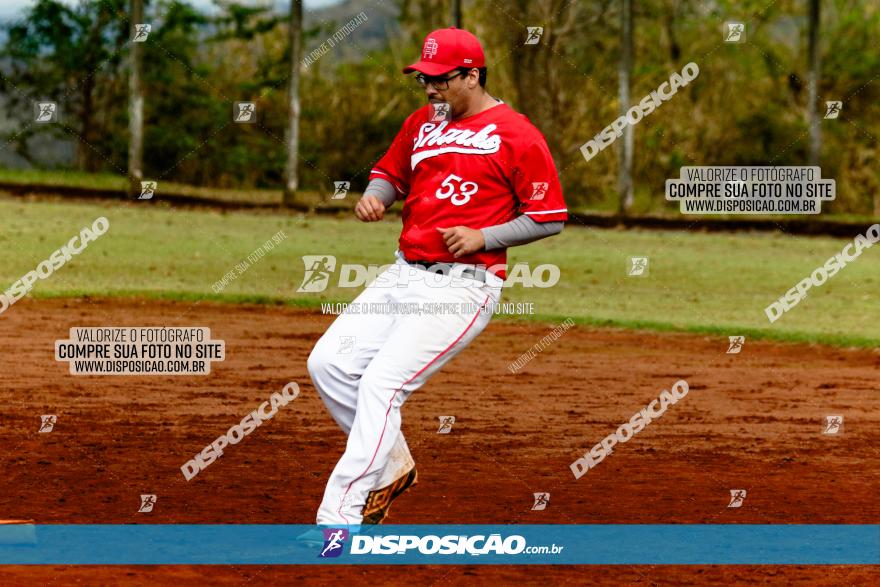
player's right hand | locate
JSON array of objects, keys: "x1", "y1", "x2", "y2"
[{"x1": 355, "y1": 195, "x2": 387, "y2": 222}]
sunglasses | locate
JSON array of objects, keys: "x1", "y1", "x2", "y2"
[{"x1": 415, "y1": 70, "x2": 469, "y2": 90}]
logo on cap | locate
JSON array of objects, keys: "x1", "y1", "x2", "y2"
[{"x1": 423, "y1": 38, "x2": 438, "y2": 59}]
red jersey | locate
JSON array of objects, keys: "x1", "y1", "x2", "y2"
[{"x1": 369, "y1": 102, "x2": 568, "y2": 279}]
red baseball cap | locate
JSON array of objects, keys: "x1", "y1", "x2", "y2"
[{"x1": 403, "y1": 27, "x2": 485, "y2": 76}]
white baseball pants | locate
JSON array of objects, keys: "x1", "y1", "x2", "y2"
[{"x1": 307, "y1": 251, "x2": 503, "y2": 525}]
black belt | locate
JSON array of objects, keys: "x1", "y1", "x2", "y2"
[{"x1": 406, "y1": 259, "x2": 489, "y2": 284}]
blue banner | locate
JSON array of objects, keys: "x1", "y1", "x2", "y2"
[{"x1": 0, "y1": 524, "x2": 877, "y2": 565}]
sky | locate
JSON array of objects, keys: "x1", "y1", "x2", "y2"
[{"x1": 0, "y1": 0, "x2": 344, "y2": 22}]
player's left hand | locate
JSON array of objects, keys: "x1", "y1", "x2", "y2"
[{"x1": 436, "y1": 226, "x2": 485, "y2": 258}]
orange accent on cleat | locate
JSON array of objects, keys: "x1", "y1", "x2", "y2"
[{"x1": 362, "y1": 468, "x2": 418, "y2": 524}]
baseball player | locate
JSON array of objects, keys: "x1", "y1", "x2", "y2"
[{"x1": 306, "y1": 27, "x2": 568, "y2": 527}]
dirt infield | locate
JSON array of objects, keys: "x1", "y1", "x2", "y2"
[{"x1": 1, "y1": 297, "x2": 877, "y2": 584}]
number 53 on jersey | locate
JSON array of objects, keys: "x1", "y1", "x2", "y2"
[{"x1": 435, "y1": 173, "x2": 479, "y2": 206}]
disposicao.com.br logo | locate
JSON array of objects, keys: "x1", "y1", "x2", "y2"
[
  {"x1": 319, "y1": 528, "x2": 349, "y2": 558},
  {"x1": 323, "y1": 532, "x2": 563, "y2": 557},
  {"x1": 297, "y1": 255, "x2": 559, "y2": 292}
]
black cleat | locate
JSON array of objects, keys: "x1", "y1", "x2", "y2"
[{"x1": 361, "y1": 467, "x2": 418, "y2": 525}]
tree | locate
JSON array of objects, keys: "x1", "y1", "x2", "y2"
[
  {"x1": 806, "y1": 0, "x2": 821, "y2": 166},
  {"x1": 283, "y1": 0, "x2": 303, "y2": 205},
  {"x1": 0, "y1": 0, "x2": 129, "y2": 171},
  {"x1": 618, "y1": 0, "x2": 634, "y2": 215},
  {"x1": 128, "y1": 0, "x2": 145, "y2": 196},
  {"x1": 451, "y1": 0, "x2": 462, "y2": 27}
]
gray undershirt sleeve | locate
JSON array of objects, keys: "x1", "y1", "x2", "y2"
[
  {"x1": 363, "y1": 178, "x2": 397, "y2": 208},
  {"x1": 481, "y1": 215, "x2": 564, "y2": 250}
]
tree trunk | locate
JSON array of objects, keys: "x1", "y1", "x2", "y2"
[
  {"x1": 451, "y1": 0, "x2": 462, "y2": 27},
  {"x1": 283, "y1": 0, "x2": 303, "y2": 206},
  {"x1": 128, "y1": 0, "x2": 145, "y2": 197},
  {"x1": 807, "y1": 0, "x2": 821, "y2": 166},
  {"x1": 617, "y1": 0, "x2": 634, "y2": 215},
  {"x1": 80, "y1": 75, "x2": 96, "y2": 172}
]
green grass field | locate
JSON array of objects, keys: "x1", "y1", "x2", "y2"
[{"x1": 1, "y1": 197, "x2": 878, "y2": 347}]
